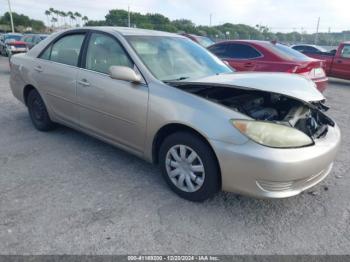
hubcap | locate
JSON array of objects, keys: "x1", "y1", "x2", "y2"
[{"x1": 165, "y1": 145, "x2": 205, "y2": 192}]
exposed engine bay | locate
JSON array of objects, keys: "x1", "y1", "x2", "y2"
[{"x1": 170, "y1": 83, "x2": 334, "y2": 139}]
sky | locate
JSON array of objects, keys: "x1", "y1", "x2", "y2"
[{"x1": 1, "y1": 0, "x2": 350, "y2": 33}]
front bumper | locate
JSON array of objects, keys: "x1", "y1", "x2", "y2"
[{"x1": 210, "y1": 124, "x2": 341, "y2": 198}]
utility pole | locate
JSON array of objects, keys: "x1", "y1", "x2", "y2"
[
  {"x1": 7, "y1": 0, "x2": 15, "y2": 33},
  {"x1": 127, "y1": 5, "x2": 130, "y2": 27},
  {"x1": 315, "y1": 17, "x2": 320, "y2": 44},
  {"x1": 209, "y1": 13, "x2": 212, "y2": 27}
]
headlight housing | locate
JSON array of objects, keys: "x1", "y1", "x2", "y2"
[{"x1": 231, "y1": 120, "x2": 314, "y2": 148}]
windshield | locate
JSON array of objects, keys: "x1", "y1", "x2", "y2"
[
  {"x1": 196, "y1": 36, "x2": 215, "y2": 48},
  {"x1": 4, "y1": 34, "x2": 22, "y2": 41},
  {"x1": 266, "y1": 43, "x2": 313, "y2": 61},
  {"x1": 126, "y1": 36, "x2": 232, "y2": 81}
]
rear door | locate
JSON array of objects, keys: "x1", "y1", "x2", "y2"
[
  {"x1": 31, "y1": 32, "x2": 86, "y2": 125},
  {"x1": 330, "y1": 44, "x2": 350, "y2": 80},
  {"x1": 221, "y1": 43, "x2": 262, "y2": 71},
  {"x1": 76, "y1": 32, "x2": 149, "y2": 153}
]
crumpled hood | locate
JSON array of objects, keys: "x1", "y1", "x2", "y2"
[{"x1": 190, "y1": 72, "x2": 325, "y2": 102}]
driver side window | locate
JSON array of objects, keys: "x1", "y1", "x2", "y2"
[
  {"x1": 341, "y1": 45, "x2": 350, "y2": 58},
  {"x1": 85, "y1": 33, "x2": 133, "y2": 74}
]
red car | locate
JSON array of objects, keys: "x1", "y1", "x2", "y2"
[
  {"x1": 299, "y1": 42, "x2": 350, "y2": 81},
  {"x1": 208, "y1": 40, "x2": 328, "y2": 92}
]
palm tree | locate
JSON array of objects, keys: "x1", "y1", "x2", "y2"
[
  {"x1": 67, "y1": 11, "x2": 73, "y2": 26},
  {"x1": 51, "y1": 17, "x2": 58, "y2": 28},
  {"x1": 58, "y1": 11, "x2": 67, "y2": 27},
  {"x1": 82, "y1": 16, "x2": 88, "y2": 26},
  {"x1": 70, "y1": 13, "x2": 76, "y2": 27},
  {"x1": 44, "y1": 10, "x2": 51, "y2": 28},
  {"x1": 50, "y1": 9, "x2": 59, "y2": 27},
  {"x1": 74, "y1": 12, "x2": 82, "y2": 26},
  {"x1": 61, "y1": 11, "x2": 68, "y2": 27}
]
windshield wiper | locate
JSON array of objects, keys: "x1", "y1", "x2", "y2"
[{"x1": 163, "y1": 76, "x2": 189, "y2": 82}]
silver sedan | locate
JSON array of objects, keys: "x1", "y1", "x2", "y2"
[{"x1": 9, "y1": 27, "x2": 340, "y2": 201}]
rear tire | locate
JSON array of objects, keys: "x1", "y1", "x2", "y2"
[
  {"x1": 27, "y1": 89, "x2": 56, "y2": 131},
  {"x1": 159, "y1": 132, "x2": 220, "y2": 202}
]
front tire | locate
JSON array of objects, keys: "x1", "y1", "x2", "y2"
[
  {"x1": 159, "y1": 132, "x2": 220, "y2": 202},
  {"x1": 27, "y1": 89, "x2": 56, "y2": 131}
]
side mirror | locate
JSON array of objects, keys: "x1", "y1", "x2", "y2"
[{"x1": 108, "y1": 66, "x2": 142, "y2": 83}]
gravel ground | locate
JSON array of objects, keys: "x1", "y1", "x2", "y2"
[{"x1": 0, "y1": 56, "x2": 349, "y2": 255}]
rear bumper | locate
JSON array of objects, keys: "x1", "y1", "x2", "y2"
[{"x1": 210, "y1": 124, "x2": 341, "y2": 198}]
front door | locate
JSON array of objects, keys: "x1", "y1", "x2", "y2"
[
  {"x1": 77, "y1": 32, "x2": 149, "y2": 153},
  {"x1": 331, "y1": 44, "x2": 350, "y2": 80}
]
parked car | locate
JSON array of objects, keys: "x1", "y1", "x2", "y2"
[
  {"x1": 21, "y1": 34, "x2": 48, "y2": 49},
  {"x1": 298, "y1": 42, "x2": 350, "y2": 81},
  {"x1": 0, "y1": 33, "x2": 27, "y2": 56},
  {"x1": 9, "y1": 27, "x2": 340, "y2": 201},
  {"x1": 208, "y1": 40, "x2": 328, "y2": 92},
  {"x1": 291, "y1": 44, "x2": 328, "y2": 54},
  {"x1": 181, "y1": 33, "x2": 215, "y2": 47}
]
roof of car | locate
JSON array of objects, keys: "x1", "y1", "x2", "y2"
[
  {"x1": 83, "y1": 26, "x2": 180, "y2": 37},
  {"x1": 213, "y1": 40, "x2": 272, "y2": 45}
]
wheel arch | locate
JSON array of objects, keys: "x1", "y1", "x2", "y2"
[{"x1": 23, "y1": 84, "x2": 36, "y2": 106}]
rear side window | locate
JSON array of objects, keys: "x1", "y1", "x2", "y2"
[
  {"x1": 40, "y1": 46, "x2": 51, "y2": 60},
  {"x1": 226, "y1": 44, "x2": 262, "y2": 59},
  {"x1": 39, "y1": 34, "x2": 85, "y2": 66},
  {"x1": 267, "y1": 43, "x2": 312, "y2": 61},
  {"x1": 85, "y1": 33, "x2": 133, "y2": 74}
]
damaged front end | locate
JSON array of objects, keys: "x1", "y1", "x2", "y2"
[{"x1": 169, "y1": 82, "x2": 334, "y2": 141}]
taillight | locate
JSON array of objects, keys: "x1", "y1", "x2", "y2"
[{"x1": 294, "y1": 66, "x2": 312, "y2": 74}]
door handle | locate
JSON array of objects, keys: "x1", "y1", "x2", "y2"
[
  {"x1": 244, "y1": 62, "x2": 254, "y2": 68},
  {"x1": 78, "y1": 79, "x2": 90, "y2": 87},
  {"x1": 336, "y1": 60, "x2": 343, "y2": 64},
  {"x1": 34, "y1": 66, "x2": 43, "y2": 72}
]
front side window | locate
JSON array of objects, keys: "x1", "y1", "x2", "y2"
[
  {"x1": 127, "y1": 36, "x2": 232, "y2": 81},
  {"x1": 85, "y1": 33, "x2": 133, "y2": 74},
  {"x1": 48, "y1": 34, "x2": 85, "y2": 66},
  {"x1": 226, "y1": 44, "x2": 262, "y2": 59},
  {"x1": 341, "y1": 45, "x2": 350, "y2": 58}
]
